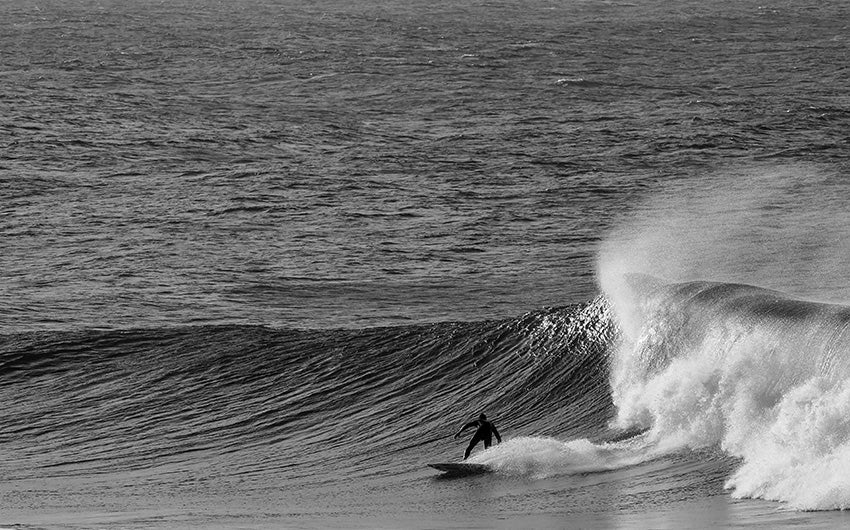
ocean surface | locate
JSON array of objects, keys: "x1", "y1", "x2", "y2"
[{"x1": 2, "y1": 0, "x2": 850, "y2": 528}]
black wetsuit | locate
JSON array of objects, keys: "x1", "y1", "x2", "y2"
[{"x1": 461, "y1": 419, "x2": 501, "y2": 459}]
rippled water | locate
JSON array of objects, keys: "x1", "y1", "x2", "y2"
[{"x1": 4, "y1": 0, "x2": 848, "y2": 331}]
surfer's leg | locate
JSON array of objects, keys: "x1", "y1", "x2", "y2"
[
  {"x1": 464, "y1": 436, "x2": 482, "y2": 459},
  {"x1": 483, "y1": 435, "x2": 492, "y2": 449}
]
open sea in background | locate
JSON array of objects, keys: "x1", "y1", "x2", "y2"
[{"x1": 2, "y1": 0, "x2": 850, "y2": 527}]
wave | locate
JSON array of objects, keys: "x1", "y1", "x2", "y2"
[
  {"x1": 604, "y1": 273, "x2": 850, "y2": 510},
  {"x1": 0, "y1": 300, "x2": 617, "y2": 484},
  {"x1": 5, "y1": 274, "x2": 850, "y2": 510}
]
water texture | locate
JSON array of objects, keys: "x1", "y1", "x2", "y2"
[
  {"x1": 3, "y1": 0, "x2": 848, "y2": 331},
  {"x1": 2, "y1": 0, "x2": 850, "y2": 528}
]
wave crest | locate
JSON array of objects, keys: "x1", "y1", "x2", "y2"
[{"x1": 605, "y1": 274, "x2": 850, "y2": 509}]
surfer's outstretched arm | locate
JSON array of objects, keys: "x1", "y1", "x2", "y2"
[{"x1": 453, "y1": 421, "x2": 478, "y2": 439}]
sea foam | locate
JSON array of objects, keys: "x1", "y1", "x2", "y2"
[
  {"x1": 468, "y1": 436, "x2": 648, "y2": 478},
  {"x1": 597, "y1": 165, "x2": 850, "y2": 510}
]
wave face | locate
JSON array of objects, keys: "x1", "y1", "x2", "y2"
[
  {"x1": 606, "y1": 273, "x2": 850, "y2": 510},
  {"x1": 0, "y1": 299, "x2": 616, "y2": 492}
]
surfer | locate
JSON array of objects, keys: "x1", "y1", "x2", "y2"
[{"x1": 454, "y1": 413, "x2": 501, "y2": 460}]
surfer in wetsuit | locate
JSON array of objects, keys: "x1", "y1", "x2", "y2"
[{"x1": 454, "y1": 413, "x2": 501, "y2": 460}]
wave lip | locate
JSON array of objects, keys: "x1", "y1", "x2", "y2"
[{"x1": 606, "y1": 275, "x2": 850, "y2": 510}]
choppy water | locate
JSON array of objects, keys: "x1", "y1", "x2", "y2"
[{"x1": 2, "y1": 0, "x2": 850, "y2": 528}]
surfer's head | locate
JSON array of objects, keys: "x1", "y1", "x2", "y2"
[{"x1": 479, "y1": 413, "x2": 487, "y2": 420}]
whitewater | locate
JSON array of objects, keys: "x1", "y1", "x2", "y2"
[{"x1": 3, "y1": 0, "x2": 850, "y2": 528}]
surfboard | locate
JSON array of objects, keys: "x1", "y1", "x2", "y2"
[{"x1": 428, "y1": 463, "x2": 492, "y2": 476}]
